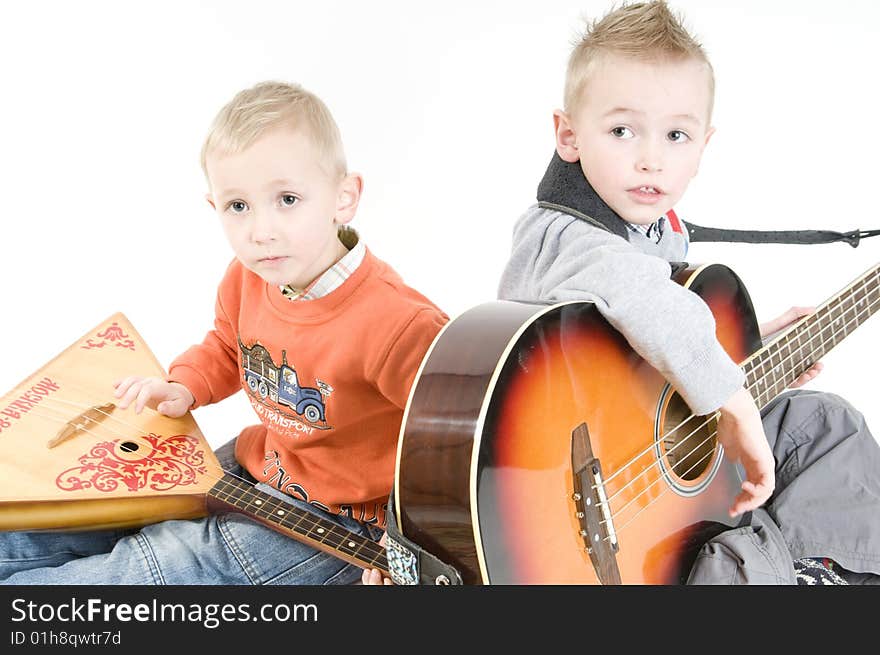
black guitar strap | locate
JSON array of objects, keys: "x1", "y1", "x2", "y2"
[
  {"x1": 686, "y1": 223, "x2": 880, "y2": 248},
  {"x1": 538, "y1": 152, "x2": 880, "y2": 247}
]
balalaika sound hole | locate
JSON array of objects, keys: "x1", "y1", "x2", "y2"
[
  {"x1": 119, "y1": 441, "x2": 140, "y2": 453},
  {"x1": 655, "y1": 386, "x2": 721, "y2": 496}
]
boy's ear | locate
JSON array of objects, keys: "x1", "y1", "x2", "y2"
[
  {"x1": 334, "y1": 173, "x2": 363, "y2": 225},
  {"x1": 553, "y1": 109, "x2": 580, "y2": 163},
  {"x1": 703, "y1": 126, "x2": 716, "y2": 147},
  {"x1": 692, "y1": 126, "x2": 716, "y2": 178},
  {"x1": 205, "y1": 193, "x2": 216, "y2": 210}
]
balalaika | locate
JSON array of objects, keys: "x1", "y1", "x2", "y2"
[{"x1": 0, "y1": 314, "x2": 387, "y2": 575}]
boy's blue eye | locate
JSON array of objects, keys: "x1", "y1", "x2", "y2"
[
  {"x1": 229, "y1": 200, "x2": 248, "y2": 213},
  {"x1": 668, "y1": 130, "x2": 690, "y2": 143},
  {"x1": 610, "y1": 126, "x2": 634, "y2": 139},
  {"x1": 281, "y1": 194, "x2": 298, "y2": 207}
]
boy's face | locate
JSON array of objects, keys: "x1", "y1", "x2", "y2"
[
  {"x1": 555, "y1": 54, "x2": 714, "y2": 225},
  {"x1": 205, "y1": 127, "x2": 360, "y2": 288}
]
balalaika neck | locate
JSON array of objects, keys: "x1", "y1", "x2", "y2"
[
  {"x1": 207, "y1": 473, "x2": 387, "y2": 572},
  {"x1": 741, "y1": 264, "x2": 880, "y2": 409}
]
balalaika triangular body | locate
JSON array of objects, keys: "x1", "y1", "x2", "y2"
[{"x1": 0, "y1": 314, "x2": 386, "y2": 574}]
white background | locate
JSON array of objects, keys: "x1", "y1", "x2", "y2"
[{"x1": 1, "y1": 0, "x2": 878, "y2": 448}]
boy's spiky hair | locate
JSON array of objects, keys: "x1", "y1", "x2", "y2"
[
  {"x1": 564, "y1": 1, "x2": 714, "y2": 117},
  {"x1": 200, "y1": 80, "x2": 347, "y2": 182}
]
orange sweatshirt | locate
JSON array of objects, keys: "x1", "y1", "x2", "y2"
[{"x1": 167, "y1": 249, "x2": 448, "y2": 527}]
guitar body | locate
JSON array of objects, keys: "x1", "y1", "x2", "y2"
[{"x1": 395, "y1": 263, "x2": 763, "y2": 584}]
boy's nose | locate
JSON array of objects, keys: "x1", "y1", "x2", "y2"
[
  {"x1": 636, "y1": 143, "x2": 663, "y2": 173},
  {"x1": 250, "y1": 211, "x2": 278, "y2": 243}
]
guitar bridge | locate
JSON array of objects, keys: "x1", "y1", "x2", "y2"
[{"x1": 572, "y1": 422, "x2": 621, "y2": 584}]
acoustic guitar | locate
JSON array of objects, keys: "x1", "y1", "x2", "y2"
[
  {"x1": 0, "y1": 314, "x2": 387, "y2": 575},
  {"x1": 394, "y1": 262, "x2": 879, "y2": 584}
]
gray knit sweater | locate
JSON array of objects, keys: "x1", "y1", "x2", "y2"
[{"x1": 497, "y1": 201, "x2": 744, "y2": 415}]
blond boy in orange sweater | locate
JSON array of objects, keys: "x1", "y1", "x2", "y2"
[{"x1": 0, "y1": 81, "x2": 446, "y2": 585}]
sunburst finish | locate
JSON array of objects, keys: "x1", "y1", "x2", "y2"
[{"x1": 397, "y1": 264, "x2": 765, "y2": 584}]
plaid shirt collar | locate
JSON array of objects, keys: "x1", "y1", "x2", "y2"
[
  {"x1": 625, "y1": 216, "x2": 666, "y2": 244},
  {"x1": 279, "y1": 226, "x2": 365, "y2": 301}
]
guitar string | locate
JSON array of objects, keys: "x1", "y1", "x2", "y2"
[
  {"x1": 14, "y1": 396, "x2": 386, "y2": 565},
  {"x1": 601, "y1": 268, "x2": 878, "y2": 489},
  {"x1": 600, "y1": 270, "x2": 879, "y2": 500},
  {"x1": 603, "y1": 284, "x2": 879, "y2": 521},
  {"x1": 599, "y1": 288, "x2": 880, "y2": 538},
  {"x1": 600, "y1": 325, "x2": 868, "y2": 529},
  {"x1": 603, "y1": 318, "x2": 880, "y2": 541}
]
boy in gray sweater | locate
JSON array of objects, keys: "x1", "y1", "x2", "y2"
[{"x1": 498, "y1": 1, "x2": 880, "y2": 584}]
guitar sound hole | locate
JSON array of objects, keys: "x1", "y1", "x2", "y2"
[
  {"x1": 661, "y1": 392, "x2": 718, "y2": 481},
  {"x1": 119, "y1": 441, "x2": 140, "y2": 453}
]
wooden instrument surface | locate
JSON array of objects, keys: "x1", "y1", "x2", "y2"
[
  {"x1": 0, "y1": 313, "x2": 222, "y2": 531},
  {"x1": 395, "y1": 262, "x2": 880, "y2": 584},
  {"x1": 0, "y1": 313, "x2": 388, "y2": 574}
]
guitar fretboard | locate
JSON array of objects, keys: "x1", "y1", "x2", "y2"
[
  {"x1": 208, "y1": 474, "x2": 387, "y2": 571},
  {"x1": 741, "y1": 264, "x2": 880, "y2": 409}
]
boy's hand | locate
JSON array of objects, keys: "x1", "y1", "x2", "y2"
[
  {"x1": 361, "y1": 568, "x2": 393, "y2": 585},
  {"x1": 113, "y1": 376, "x2": 195, "y2": 417},
  {"x1": 759, "y1": 305, "x2": 823, "y2": 388},
  {"x1": 716, "y1": 387, "x2": 776, "y2": 517},
  {"x1": 361, "y1": 531, "x2": 394, "y2": 585}
]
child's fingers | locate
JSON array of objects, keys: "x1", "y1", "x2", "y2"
[
  {"x1": 791, "y1": 361, "x2": 824, "y2": 388},
  {"x1": 361, "y1": 568, "x2": 393, "y2": 586},
  {"x1": 113, "y1": 376, "x2": 141, "y2": 398},
  {"x1": 729, "y1": 478, "x2": 772, "y2": 517},
  {"x1": 135, "y1": 388, "x2": 151, "y2": 414},
  {"x1": 133, "y1": 380, "x2": 162, "y2": 414},
  {"x1": 115, "y1": 380, "x2": 145, "y2": 410},
  {"x1": 363, "y1": 569, "x2": 377, "y2": 585}
]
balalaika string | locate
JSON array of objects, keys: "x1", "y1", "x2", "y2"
[{"x1": 14, "y1": 385, "x2": 386, "y2": 565}]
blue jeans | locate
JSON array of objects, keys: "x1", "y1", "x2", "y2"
[{"x1": 0, "y1": 439, "x2": 381, "y2": 585}]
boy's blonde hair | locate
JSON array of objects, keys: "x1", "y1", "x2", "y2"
[
  {"x1": 200, "y1": 81, "x2": 347, "y2": 182},
  {"x1": 564, "y1": 1, "x2": 714, "y2": 118}
]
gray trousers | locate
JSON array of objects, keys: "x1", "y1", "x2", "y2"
[{"x1": 688, "y1": 389, "x2": 880, "y2": 585}]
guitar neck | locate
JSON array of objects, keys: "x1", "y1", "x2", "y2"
[
  {"x1": 741, "y1": 264, "x2": 880, "y2": 409},
  {"x1": 208, "y1": 474, "x2": 387, "y2": 573}
]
